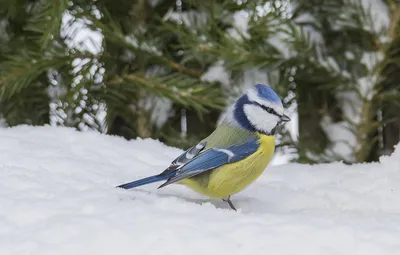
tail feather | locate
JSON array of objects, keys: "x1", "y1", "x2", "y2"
[{"x1": 116, "y1": 172, "x2": 174, "y2": 190}]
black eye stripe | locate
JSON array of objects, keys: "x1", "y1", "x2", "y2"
[
  {"x1": 260, "y1": 105, "x2": 279, "y2": 116},
  {"x1": 251, "y1": 102, "x2": 281, "y2": 117}
]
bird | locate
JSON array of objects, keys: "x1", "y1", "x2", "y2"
[{"x1": 116, "y1": 84, "x2": 291, "y2": 211}]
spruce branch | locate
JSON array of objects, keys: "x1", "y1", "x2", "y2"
[
  {"x1": 107, "y1": 72, "x2": 224, "y2": 111},
  {"x1": 24, "y1": 0, "x2": 69, "y2": 50}
]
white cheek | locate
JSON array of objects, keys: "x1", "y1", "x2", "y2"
[{"x1": 243, "y1": 104, "x2": 279, "y2": 133}]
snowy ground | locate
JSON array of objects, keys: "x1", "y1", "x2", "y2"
[{"x1": 1, "y1": 126, "x2": 400, "y2": 255}]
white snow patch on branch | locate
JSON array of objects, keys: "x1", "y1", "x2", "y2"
[
  {"x1": 227, "y1": 10, "x2": 250, "y2": 40},
  {"x1": 268, "y1": 32, "x2": 292, "y2": 59},
  {"x1": 345, "y1": 51, "x2": 355, "y2": 60},
  {"x1": 294, "y1": 13, "x2": 324, "y2": 44},
  {"x1": 321, "y1": 115, "x2": 357, "y2": 162},
  {"x1": 124, "y1": 35, "x2": 162, "y2": 56},
  {"x1": 151, "y1": 98, "x2": 173, "y2": 128},
  {"x1": 201, "y1": 61, "x2": 230, "y2": 88},
  {"x1": 61, "y1": 12, "x2": 103, "y2": 55},
  {"x1": 0, "y1": 116, "x2": 6, "y2": 128},
  {"x1": 168, "y1": 11, "x2": 208, "y2": 28},
  {"x1": 358, "y1": 0, "x2": 390, "y2": 32}
]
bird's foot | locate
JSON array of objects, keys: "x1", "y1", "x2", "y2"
[{"x1": 222, "y1": 196, "x2": 237, "y2": 211}]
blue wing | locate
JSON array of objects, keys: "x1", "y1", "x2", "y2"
[{"x1": 158, "y1": 137, "x2": 260, "y2": 188}]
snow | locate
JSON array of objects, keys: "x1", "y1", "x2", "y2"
[
  {"x1": 257, "y1": 1, "x2": 290, "y2": 18},
  {"x1": 321, "y1": 115, "x2": 357, "y2": 162},
  {"x1": 61, "y1": 13, "x2": 103, "y2": 55},
  {"x1": 0, "y1": 116, "x2": 5, "y2": 127},
  {"x1": 242, "y1": 68, "x2": 270, "y2": 91},
  {"x1": 294, "y1": 13, "x2": 324, "y2": 45},
  {"x1": 321, "y1": 88, "x2": 366, "y2": 162},
  {"x1": 0, "y1": 19, "x2": 9, "y2": 42},
  {"x1": 320, "y1": 56, "x2": 341, "y2": 73},
  {"x1": 345, "y1": 51, "x2": 356, "y2": 60},
  {"x1": 200, "y1": 61, "x2": 230, "y2": 88},
  {"x1": 168, "y1": 11, "x2": 208, "y2": 28},
  {"x1": 143, "y1": 67, "x2": 174, "y2": 129},
  {"x1": 124, "y1": 35, "x2": 162, "y2": 56},
  {"x1": 227, "y1": 10, "x2": 250, "y2": 40},
  {"x1": 321, "y1": 50, "x2": 381, "y2": 162},
  {"x1": 138, "y1": 94, "x2": 173, "y2": 129},
  {"x1": 361, "y1": 52, "x2": 381, "y2": 72},
  {"x1": 267, "y1": 32, "x2": 291, "y2": 59},
  {"x1": 358, "y1": 0, "x2": 390, "y2": 32},
  {"x1": 1, "y1": 126, "x2": 400, "y2": 255}
]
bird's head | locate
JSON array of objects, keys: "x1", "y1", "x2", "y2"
[{"x1": 231, "y1": 84, "x2": 290, "y2": 135}]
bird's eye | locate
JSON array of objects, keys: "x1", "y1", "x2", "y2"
[{"x1": 253, "y1": 102, "x2": 278, "y2": 116}]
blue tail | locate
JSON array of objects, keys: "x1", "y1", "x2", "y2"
[{"x1": 116, "y1": 172, "x2": 175, "y2": 189}]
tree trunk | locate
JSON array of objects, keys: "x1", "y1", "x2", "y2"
[{"x1": 296, "y1": 83, "x2": 335, "y2": 163}]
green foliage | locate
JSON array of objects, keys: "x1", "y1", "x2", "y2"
[
  {"x1": 0, "y1": 0, "x2": 226, "y2": 147},
  {"x1": 24, "y1": 0, "x2": 69, "y2": 49},
  {"x1": 0, "y1": 0, "x2": 398, "y2": 163},
  {"x1": 0, "y1": 49, "x2": 70, "y2": 100},
  {"x1": 1, "y1": 76, "x2": 50, "y2": 126}
]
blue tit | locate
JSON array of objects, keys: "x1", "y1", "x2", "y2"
[{"x1": 117, "y1": 84, "x2": 290, "y2": 211}]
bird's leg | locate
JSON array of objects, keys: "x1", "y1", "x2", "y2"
[{"x1": 222, "y1": 196, "x2": 237, "y2": 211}]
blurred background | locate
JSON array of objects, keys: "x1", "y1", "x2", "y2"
[{"x1": 0, "y1": 0, "x2": 398, "y2": 164}]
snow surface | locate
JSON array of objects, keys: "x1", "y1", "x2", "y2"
[{"x1": 1, "y1": 126, "x2": 400, "y2": 255}]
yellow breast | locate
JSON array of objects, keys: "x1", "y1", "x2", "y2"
[{"x1": 180, "y1": 134, "x2": 275, "y2": 198}]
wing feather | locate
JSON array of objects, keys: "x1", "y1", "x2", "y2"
[
  {"x1": 158, "y1": 138, "x2": 260, "y2": 188},
  {"x1": 171, "y1": 141, "x2": 207, "y2": 168}
]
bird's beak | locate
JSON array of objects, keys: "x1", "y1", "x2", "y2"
[{"x1": 280, "y1": 114, "x2": 291, "y2": 122}]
